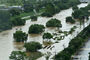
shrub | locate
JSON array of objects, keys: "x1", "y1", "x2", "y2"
[
  {"x1": 66, "y1": 16, "x2": 75, "y2": 24},
  {"x1": 69, "y1": 26, "x2": 77, "y2": 34},
  {"x1": 43, "y1": 32, "x2": 53, "y2": 40}
]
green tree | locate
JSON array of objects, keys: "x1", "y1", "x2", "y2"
[
  {"x1": 13, "y1": 31, "x2": 28, "y2": 42},
  {"x1": 23, "y1": 4, "x2": 34, "y2": 12},
  {"x1": 41, "y1": 3, "x2": 55, "y2": 17},
  {"x1": 24, "y1": 42, "x2": 42, "y2": 52},
  {"x1": 9, "y1": 51, "x2": 26, "y2": 60},
  {"x1": 72, "y1": 10, "x2": 83, "y2": 19},
  {"x1": 72, "y1": 5, "x2": 78, "y2": 11},
  {"x1": 43, "y1": 32, "x2": 53, "y2": 41},
  {"x1": 9, "y1": 8, "x2": 22, "y2": 16},
  {"x1": 66, "y1": 16, "x2": 75, "y2": 24},
  {"x1": 28, "y1": 24, "x2": 45, "y2": 34},
  {"x1": 46, "y1": 19, "x2": 62, "y2": 28},
  {"x1": 11, "y1": 16, "x2": 26, "y2": 26},
  {"x1": 30, "y1": 15, "x2": 37, "y2": 21}
]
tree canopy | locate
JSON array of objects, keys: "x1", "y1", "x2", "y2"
[
  {"x1": 13, "y1": 31, "x2": 28, "y2": 42},
  {"x1": 41, "y1": 3, "x2": 55, "y2": 17},
  {"x1": 9, "y1": 8, "x2": 22, "y2": 16},
  {"x1": 55, "y1": 24, "x2": 90, "y2": 60},
  {"x1": 66, "y1": 16, "x2": 75, "y2": 24},
  {"x1": 72, "y1": 9, "x2": 83, "y2": 19},
  {"x1": 43, "y1": 32, "x2": 53, "y2": 40},
  {"x1": 46, "y1": 19, "x2": 62, "y2": 27},
  {"x1": 24, "y1": 42, "x2": 42, "y2": 52},
  {"x1": 11, "y1": 16, "x2": 26, "y2": 26},
  {"x1": 9, "y1": 51, "x2": 26, "y2": 60},
  {"x1": 28, "y1": 24, "x2": 45, "y2": 34},
  {"x1": 72, "y1": 5, "x2": 78, "y2": 11},
  {"x1": 30, "y1": 15, "x2": 37, "y2": 21}
]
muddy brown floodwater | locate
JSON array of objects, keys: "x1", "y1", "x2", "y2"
[{"x1": 0, "y1": 3, "x2": 88, "y2": 60}]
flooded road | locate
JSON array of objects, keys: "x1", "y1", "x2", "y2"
[{"x1": 0, "y1": 3, "x2": 88, "y2": 60}]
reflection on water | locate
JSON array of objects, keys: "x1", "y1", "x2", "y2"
[
  {"x1": 13, "y1": 42, "x2": 24, "y2": 50},
  {"x1": 0, "y1": 3, "x2": 88, "y2": 60}
]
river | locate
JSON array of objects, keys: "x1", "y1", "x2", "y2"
[{"x1": 0, "y1": 3, "x2": 88, "y2": 60}]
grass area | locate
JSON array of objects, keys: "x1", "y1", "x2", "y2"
[
  {"x1": 20, "y1": 12, "x2": 35, "y2": 17},
  {"x1": 26, "y1": 52, "x2": 43, "y2": 60}
]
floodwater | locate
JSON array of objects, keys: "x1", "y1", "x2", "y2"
[
  {"x1": 0, "y1": 3, "x2": 88, "y2": 60},
  {"x1": 73, "y1": 38, "x2": 90, "y2": 60}
]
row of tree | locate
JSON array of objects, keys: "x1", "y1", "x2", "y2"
[
  {"x1": 55, "y1": 4, "x2": 90, "y2": 60},
  {"x1": 9, "y1": 41, "x2": 42, "y2": 60},
  {"x1": 55, "y1": 24, "x2": 90, "y2": 60},
  {"x1": 40, "y1": 0, "x2": 80, "y2": 17},
  {"x1": 72, "y1": 4, "x2": 90, "y2": 28},
  {"x1": 13, "y1": 18, "x2": 61, "y2": 42},
  {"x1": 22, "y1": 0, "x2": 80, "y2": 17},
  {"x1": 8, "y1": 0, "x2": 81, "y2": 27},
  {"x1": 12, "y1": 19, "x2": 61, "y2": 59}
]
